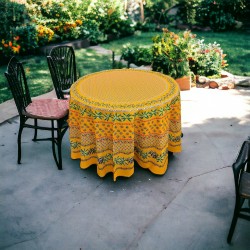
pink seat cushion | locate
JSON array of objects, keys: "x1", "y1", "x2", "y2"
[{"x1": 25, "y1": 99, "x2": 69, "y2": 120}]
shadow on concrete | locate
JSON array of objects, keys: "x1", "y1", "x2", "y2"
[{"x1": 0, "y1": 88, "x2": 250, "y2": 250}]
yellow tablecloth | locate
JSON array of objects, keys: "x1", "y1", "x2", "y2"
[{"x1": 69, "y1": 69, "x2": 182, "y2": 181}]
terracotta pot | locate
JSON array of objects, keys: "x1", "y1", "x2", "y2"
[{"x1": 175, "y1": 75, "x2": 191, "y2": 91}]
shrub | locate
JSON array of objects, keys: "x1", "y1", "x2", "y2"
[
  {"x1": 189, "y1": 40, "x2": 228, "y2": 77},
  {"x1": 15, "y1": 24, "x2": 39, "y2": 53},
  {"x1": 120, "y1": 44, "x2": 152, "y2": 66},
  {"x1": 26, "y1": 0, "x2": 88, "y2": 41},
  {"x1": 36, "y1": 25, "x2": 55, "y2": 45},
  {"x1": 135, "y1": 22, "x2": 158, "y2": 32},
  {"x1": 86, "y1": 0, "x2": 134, "y2": 39},
  {"x1": 26, "y1": 0, "x2": 133, "y2": 43},
  {"x1": 115, "y1": 18, "x2": 135, "y2": 38},
  {"x1": 152, "y1": 29, "x2": 196, "y2": 78},
  {"x1": 0, "y1": 36, "x2": 21, "y2": 58},
  {"x1": 151, "y1": 29, "x2": 228, "y2": 78},
  {"x1": 196, "y1": 0, "x2": 235, "y2": 30},
  {"x1": 144, "y1": 0, "x2": 179, "y2": 25},
  {"x1": 179, "y1": 0, "x2": 248, "y2": 31},
  {"x1": 121, "y1": 29, "x2": 228, "y2": 78},
  {"x1": 0, "y1": 0, "x2": 30, "y2": 38},
  {"x1": 79, "y1": 19, "x2": 103, "y2": 44}
]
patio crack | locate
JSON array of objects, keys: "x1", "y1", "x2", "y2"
[{"x1": 126, "y1": 165, "x2": 230, "y2": 250}]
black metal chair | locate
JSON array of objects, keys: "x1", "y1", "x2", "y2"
[
  {"x1": 47, "y1": 45, "x2": 77, "y2": 99},
  {"x1": 4, "y1": 57, "x2": 69, "y2": 170},
  {"x1": 227, "y1": 139, "x2": 250, "y2": 243}
]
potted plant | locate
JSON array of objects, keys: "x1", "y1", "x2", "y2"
[{"x1": 152, "y1": 29, "x2": 197, "y2": 90}]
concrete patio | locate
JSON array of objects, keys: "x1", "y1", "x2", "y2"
[{"x1": 0, "y1": 86, "x2": 250, "y2": 250}]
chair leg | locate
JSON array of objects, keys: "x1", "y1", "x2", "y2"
[
  {"x1": 51, "y1": 120, "x2": 58, "y2": 168},
  {"x1": 17, "y1": 120, "x2": 24, "y2": 164},
  {"x1": 227, "y1": 197, "x2": 243, "y2": 243},
  {"x1": 57, "y1": 124, "x2": 63, "y2": 170},
  {"x1": 51, "y1": 120, "x2": 63, "y2": 170},
  {"x1": 33, "y1": 119, "x2": 38, "y2": 141}
]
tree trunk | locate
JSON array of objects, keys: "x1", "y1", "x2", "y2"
[{"x1": 139, "y1": 0, "x2": 144, "y2": 22}]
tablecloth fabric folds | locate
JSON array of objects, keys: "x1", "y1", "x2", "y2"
[{"x1": 68, "y1": 69, "x2": 182, "y2": 181}]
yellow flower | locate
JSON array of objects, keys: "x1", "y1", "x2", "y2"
[
  {"x1": 108, "y1": 9, "x2": 114, "y2": 16},
  {"x1": 183, "y1": 30, "x2": 190, "y2": 39},
  {"x1": 75, "y1": 19, "x2": 82, "y2": 26},
  {"x1": 12, "y1": 46, "x2": 20, "y2": 53}
]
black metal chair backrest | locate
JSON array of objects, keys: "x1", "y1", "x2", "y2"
[
  {"x1": 227, "y1": 139, "x2": 250, "y2": 243},
  {"x1": 4, "y1": 56, "x2": 32, "y2": 116},
  {"x1": 232, "y1": 140, "x2": 250, "y2": 193},
  {"x1": 47, "y1": 45, "x2": 77, "y2": 99}
]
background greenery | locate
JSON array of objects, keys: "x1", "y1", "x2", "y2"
[
  {"x1": 102, "y1": 30, "x2": 250, "y2": 77},
  {"x1": 0, "y1": 0, "x2": 249, "y2": 103},
  {"x1": 1, "y1": 0, "x2": 249, "y2": 60},
  {"x1": 1, "y1": 29, "x2": 249, "y2": 103},
  {"x1": 0, "y1": 49, "x2": 112, "y2": 103}
]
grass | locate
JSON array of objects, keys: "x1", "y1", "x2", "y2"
[
  {"x1": 0, "y1": 49, "x2": 113, "y2": 104},
  {"x1": 0, "y1": 29, "x2": 249, "y2": 104},
  {"x1": 194, "y1": 30, "x2": 250, "y2": 76}
]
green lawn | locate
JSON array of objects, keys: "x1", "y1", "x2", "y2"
[
  {"x1": 194, "y1": 30, "x2": 250, "y2": 77},
  {"x1": 0, "y1": 30, "x2": 249, "y2": 104}
]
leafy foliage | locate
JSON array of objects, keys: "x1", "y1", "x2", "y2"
[
  {"x1": 189, "y1": 40, "x2": 227, "y2": 76},
  {"x1": 118, "y1": 29, "x2": 228, "y2": 78},
  {"x1": 144, "y1": 0, "x2": 179, "y2": 24},
  {"x1": 121, "y1": 44, "x2": 152, "y2": 66},
  {"x1": 152, "y1": 29, "x2": 196, "y2": 78},
  {"x1": 0, "y1": 0, "x2": 134, "y2": 61},
  {"x1": 180, "y1": 0, "x2": 248, "y2": 31}
]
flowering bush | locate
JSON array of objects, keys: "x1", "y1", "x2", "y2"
[
  {"x1": 36, "y1": 25, "x2": 54, "y2": 45},
  {"x1": 1, "y1": 0, "x2": 134, "y2": 50},
  {"x1": 0, "y1": 36, "x2": 21, "y2": 59},
  {"x1": 52, "y1": 20, "x2": 83, "y2": 41},
  {"x1": 189, "y1": 40, "x2": 228, "y2": 77},
  {"x1": 26, "y1": 0, "x2": 87, "y2": 41},
  {"x1": 152, "y1": 29, "x2": 197, "y2": 78},
  {"x1": 121, "y1": 29, "x2": 228, "y2": 79}
]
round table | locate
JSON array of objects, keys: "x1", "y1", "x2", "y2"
[{"x1": 69, "y1": 69, "x2": 182, "y2": 181}]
